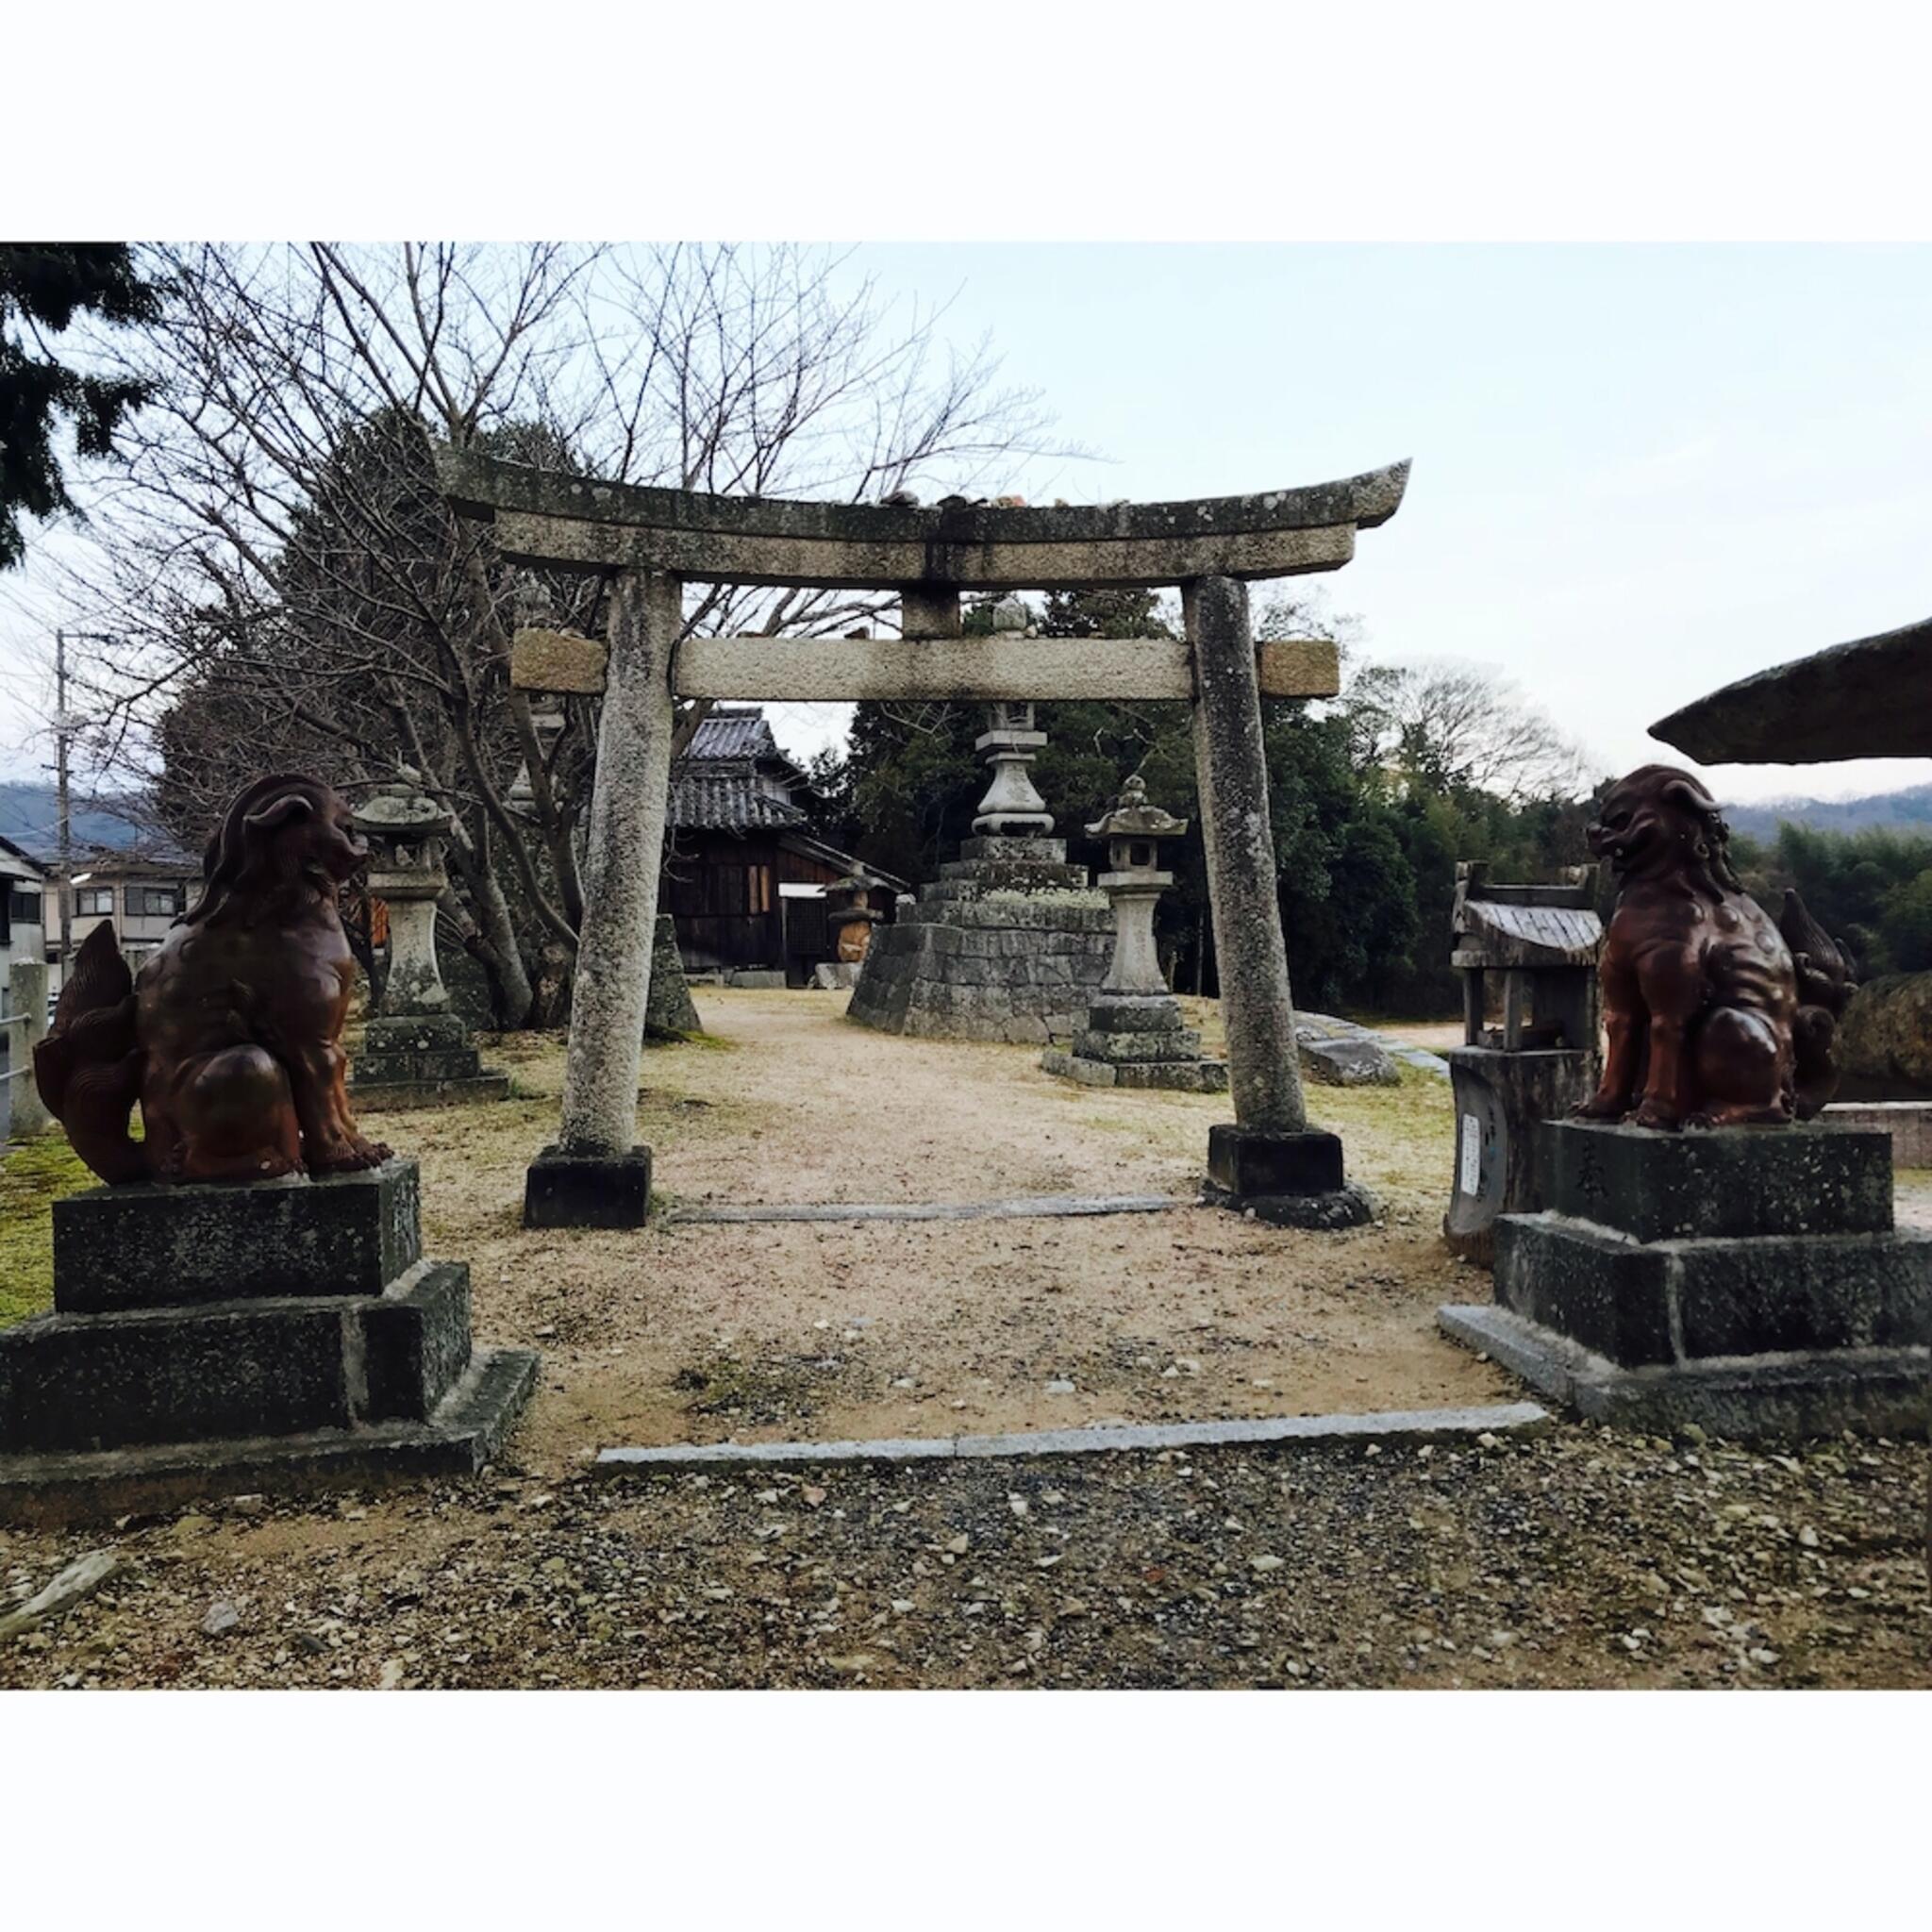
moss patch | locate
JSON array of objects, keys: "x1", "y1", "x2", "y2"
[{"x1": 0, "y1": 1133, "x2": 92, "y2": 1327}]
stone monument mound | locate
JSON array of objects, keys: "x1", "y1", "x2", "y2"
[{"x1": 848, "y1": 695, "x2": 1112, "y2": 1042}]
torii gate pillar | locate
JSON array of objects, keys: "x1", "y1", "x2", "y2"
[
  {"x1": 1189, "y1": 576, "x2": 1372, "y2": 1226},
  {"x1": 524, "y1": 568, "x2": 681, "y2": 1228}
]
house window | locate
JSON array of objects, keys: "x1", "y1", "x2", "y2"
[
  {"x1": 75, "y1": 888, "x2": 115, "y2": 918},
  {"x1": 125, "y1": 885, "x2": 185, "y2": 919},
  {"x1": 7, "y1": 886, "x2": 39, "y2": 927}
]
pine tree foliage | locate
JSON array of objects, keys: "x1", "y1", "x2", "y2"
[{"x1": 0, "y1": 243, "x2": 163, "y2": 569}]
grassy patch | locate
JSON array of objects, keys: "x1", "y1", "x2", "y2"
[{"x1": 0, "y1": 1133, "x2": 92, "y2": 1327}]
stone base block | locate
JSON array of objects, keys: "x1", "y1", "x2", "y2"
[
  {"x1": 0, "y1": 1261, "x2": 472, "y2": 1454},
  {"x1": 724, "y1": 970, "x2": 788, "y2": 989},
  {"x1": 1201, "y1": 1125, "x2": 1373, "y2": 1226},
  {"x1": 1494, "y1": 1215, "x2": 1932, "y2": 1368},
  {"x1": 1541, "y1": 1118, "x2": 1893, "y2": 1242},
  {"x1": 361, "y1": 1013, "x2": 472, "y2": 1053},
  {"x1": 0, "y1": 1347, "x2": 539, "y2": 1529},
  {"x1": 1206, "y1": 1124, "x2": 1344, "y2": 1197},
  {"x1": 355, "y1": 1046, "x2": 488, "y2": 1084},
  {"x1": 1072, "y1": 1024, "x2": 1205, "y2": 1062},
  {"x1": 53, "y1": 1159, "x2": 422, "y2": 1313},
  {"x1": 1439, "y1": 1304, "x2": 1930, "y2": 1439},
  {"x1": 352, "y1": 1073, "x2": 513, "y2": 1112},
  {"x1": 1041, "y1": 1046, "x2": 1228, "y2": 1092},
  {"x1": 524, "y1": 1144, "x2": 653, "y2": 1229}
]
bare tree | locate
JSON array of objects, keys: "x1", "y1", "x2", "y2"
[
  {"x1": 1334, "y1": 658, "x2": 1585, "y2": 803},
  {"x1": 56, "y1": 242, "x2": 1072, "y2": 1024}
]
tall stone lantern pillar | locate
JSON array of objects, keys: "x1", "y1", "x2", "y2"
[
  {"x1": 350, "y1": 776, "x2": 508, "y2": 1111},
  {"x1": 1041, "y1": 775, "x2": 1227, "y2": 1093}
]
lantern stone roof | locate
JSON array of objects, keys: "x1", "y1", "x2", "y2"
[{"x1": 1086, "y1": 774, "x2": 1188, "y2": 841}]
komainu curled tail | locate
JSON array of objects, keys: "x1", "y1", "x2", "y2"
[
  {"x1": 1778, "y1": 888, "x2": 1857, "y2": 1119},
  {"x1": 31, "y1": 923, "x2": 147, "y2": 1183}
]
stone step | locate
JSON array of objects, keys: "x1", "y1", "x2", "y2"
[
  {"x1": 354, "y1": 1048, "x2": 485, "y2": 1084},
  {"x1": 0, "y1": 1260, "x2": 473, "y2": 1455},
  {"x1": 1493, "y1": 1214, "x2": 1932, "y2": 1369}
]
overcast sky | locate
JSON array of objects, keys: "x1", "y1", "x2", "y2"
[{"x1": 6, "y1": 243, "x2": 1930, "y2": 808}]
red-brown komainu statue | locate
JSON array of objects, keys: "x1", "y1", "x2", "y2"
[
  {"x1": 33, "y1": 774, "x2": 392, "y2": 1184},
  {"x1": 1575, "y1": 764, "x2": 1855, "y2": 1131}
]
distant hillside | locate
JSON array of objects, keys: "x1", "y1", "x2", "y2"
[
  {"x1": 1725, "y1": 783, "x2": 1932, "y2": 841},
  {"x1": 0, "y1": 780, "x2": 157, "y2": 862}
]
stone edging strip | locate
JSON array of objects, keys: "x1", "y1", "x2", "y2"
[
  {"x1": 594, "y1": 1401, "x2": 1553, "y2": 1474},
  {"x1": 662, "y1": 1192, "x2": 1191, "y2": 1226}
]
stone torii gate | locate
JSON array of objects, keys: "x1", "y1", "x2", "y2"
[{"x1": 437, "y1": 449, "x2": 1410, "y2": 1228}]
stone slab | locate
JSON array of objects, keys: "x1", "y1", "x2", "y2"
[
  {"x1": 1298, "y1": 1032, "x2": 1402, "y2": 1087},
  {"x1": 0, "y1": 1347, "x2": 540, "y2": 1529},
  {"x1": 1539, "y1": 1119, "x2": 1894, "y2": 1243},
  {"x1": 1202, "y1": 1180, "x2": 1379, "y2": 1229},
  {"x1": 52, "y1": 1160, "x2": 423, "y2": 1314},
  {"x1": 1439, "y1": 1304, "x2": 1931, "y2": 1440},
  {"x1": 591, "y1": 1401, "x2": 1551, "y2": 1474},
  {"x1": 524, "y1": 1144, "x2": 653, "y2": 1229},
  {"x1": 351, "y1": 1074, "x2": 513, "y2": 1113},
  {"x1": 663, "y1": 1192, "x2": 1190, "y2": 1225}
]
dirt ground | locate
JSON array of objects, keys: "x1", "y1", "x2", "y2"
[{"x1": 398, "y1": 988, "x2": 1515, "y2": 1460}]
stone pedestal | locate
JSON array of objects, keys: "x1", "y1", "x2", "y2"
[
  {"x1": 1439, "y1": 1120, "x2": 1932, "y2": 1437},
  {"x1": 1443, "y1": 1046, "x2": 1597, "y2": 1264},
  {"x1": 354, "y1": 1013, "x2": 511, "y2": 1111},
  {"x1": 1042, "y1": 992, "x2": 1229, "y2": 1092},
  {"x1": 524, "y1": 1143, "x2": 653, "y2": 1230},
  {"x1": 1201, "y1": 1124, "x2": 1375, "y2": 1228},
  {"x1": 0, "y1": 1161, "x2": 537, "y2": 1526}
]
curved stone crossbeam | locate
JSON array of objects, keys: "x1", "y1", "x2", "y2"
[
  {"x1": 438, "y1": 449, "x2": 1410, "y2": 590},
  {"x1": 1651, "y1": 613, "x2": 1932, "y2": 765}
]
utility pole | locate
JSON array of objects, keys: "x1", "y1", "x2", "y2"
[{"x1": 55, "y1": 626, "x2": 73, "y2": 986}]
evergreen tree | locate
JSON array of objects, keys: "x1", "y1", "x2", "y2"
[{"x1": 0, "y1": 244, "x2": 164, "y2": 569}]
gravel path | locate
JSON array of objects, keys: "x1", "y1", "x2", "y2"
[{"x1": 4, "y1": 1425, "x2": 1925, "y2": 1689}]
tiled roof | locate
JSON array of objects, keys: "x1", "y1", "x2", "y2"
[
  {"x1": 687, "y1": 707, "x2": 790, "y2": 764},
  {"x1": 670, "y1": 759, "x2": 808, "y2": 832}
]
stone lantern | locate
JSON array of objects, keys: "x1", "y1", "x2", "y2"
[
  {"x1": 824, "y1": 874, "x2": 878, "y2": 963},
  {"x1": 354, "y1": 778, "x2": 454, "y2": 1015},
  {"x1": 349, "y1": 774, "x2": 508, "y2": 1110},
  {"x1": 1041, "y1": 774, "x2": 1226, "y2": 1092}
]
